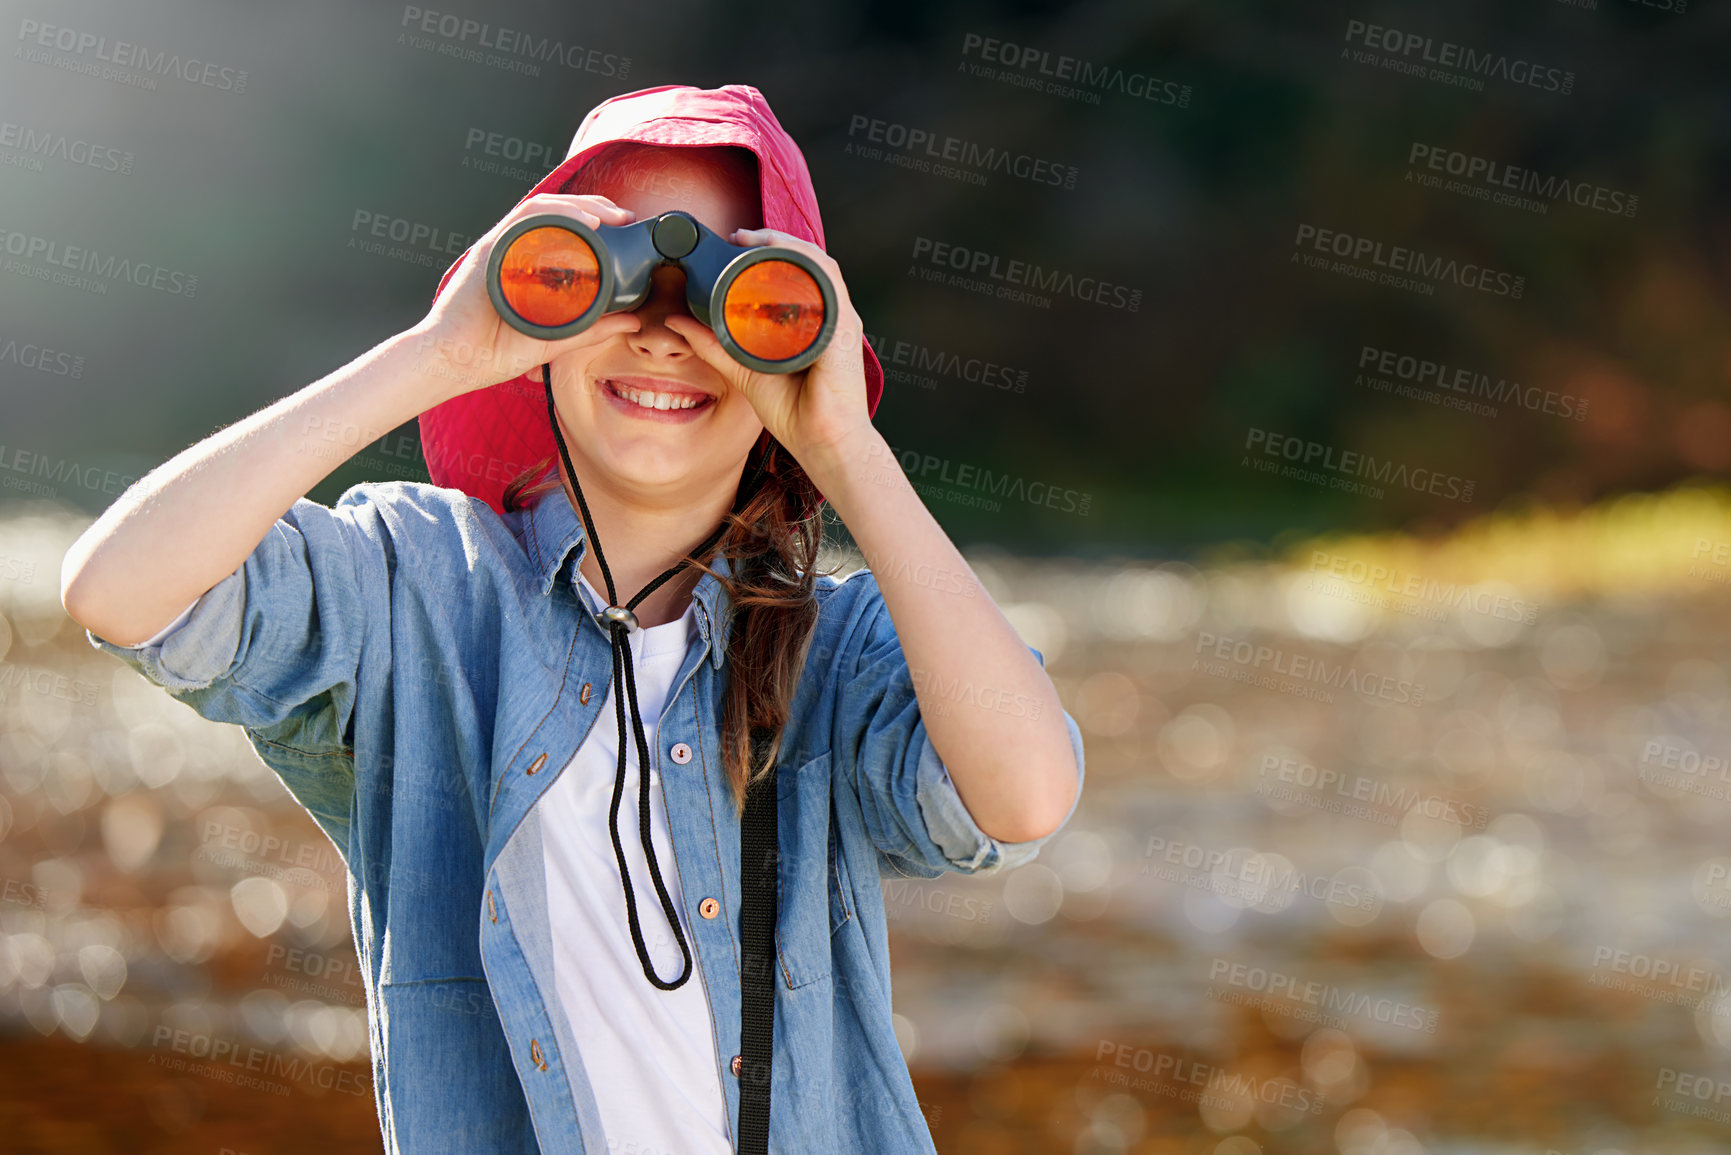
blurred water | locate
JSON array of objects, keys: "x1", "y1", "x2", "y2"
[{"x1": 8, "y1": 502, "x2": 1731, "y2": 1153}]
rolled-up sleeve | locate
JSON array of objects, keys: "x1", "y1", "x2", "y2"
[
  {"x1": 85, "y1": 488, "x2": 394, "y2": 841},
  {"x1": 137, "y1": 592, "x2": 202, "y2": 649},
  {"x1": 832, "y1": 574, "x2": 1086, "y2": 880}
]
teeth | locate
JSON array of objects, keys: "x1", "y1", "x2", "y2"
[{"x1": 612, "y1": 382, "x2": 706, "y2": 411}]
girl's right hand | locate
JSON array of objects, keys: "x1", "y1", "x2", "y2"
[{"x1": 406, "y1": 193, "x2": 644, "y2": 401}]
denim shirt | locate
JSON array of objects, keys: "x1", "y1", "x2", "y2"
[{"x1": 85, "y1": 480, "x2": 1086, "y2": 1154}]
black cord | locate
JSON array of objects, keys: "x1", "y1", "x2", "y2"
[{"x1": 541, "y1": 363, "x2": 768, "y2": 989}]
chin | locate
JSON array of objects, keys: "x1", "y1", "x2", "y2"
[{"x1": 591, "y1": 444, "x2": 722, "y2": 492}]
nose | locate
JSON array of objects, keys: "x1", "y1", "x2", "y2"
[{"x1": 626, "y1": 265, "x2": 699, "y2": 361}]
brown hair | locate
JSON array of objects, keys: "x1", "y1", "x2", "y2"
[{"x1": 502, "y1": 140, "x2": 843, "y2": 817}]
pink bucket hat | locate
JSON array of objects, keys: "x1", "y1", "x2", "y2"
[{"x1": 417, "y1": 83, "x2": 886, "y2": 517}]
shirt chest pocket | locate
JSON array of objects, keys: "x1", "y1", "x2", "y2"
[{"x1": 773, "y1": 751, "x2": 854, "y2": 989}]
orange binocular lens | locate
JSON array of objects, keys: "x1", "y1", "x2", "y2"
[
  {"x1": 721, "y1": 260, "x2": 827, "y2": 363},
  {"x1": 496, "y1": 226, "x2": 601, "y2": 327}
]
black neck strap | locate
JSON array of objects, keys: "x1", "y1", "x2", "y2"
[
  {"x1": 540, "y1": 366, "x2": 769, "y2": 990},
  {"x1": 543, "y1": 367, "x2": 782, "y2": 1150}
]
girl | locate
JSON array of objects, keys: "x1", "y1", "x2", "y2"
[{"x1": 62, "y1": 84, "x2": 1085, "y2": 1155}]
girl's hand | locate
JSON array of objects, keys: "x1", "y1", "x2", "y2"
[
  {"x1": 406, "y1": 193, "x2": 647, "y2": 402},
  {"x1": 663, "y1": 228, "x2": 874, "y2": 465}
]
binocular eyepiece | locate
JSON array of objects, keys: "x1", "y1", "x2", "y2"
[{"x1": 485, "y1": 209, "x2": 838, "y2": 375}]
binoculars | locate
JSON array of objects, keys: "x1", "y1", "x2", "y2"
[{"x1": 485, "y1": 209, "x2": 838, "y2": 375}]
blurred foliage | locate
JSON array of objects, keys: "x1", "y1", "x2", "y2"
[{"x1": 0, "y1": 0, "x2": 1722, "y2": 558}]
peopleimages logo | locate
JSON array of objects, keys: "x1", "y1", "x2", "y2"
[
  {"x1": 16, "y1": 19, "x2": 248, "y2": 92},
  {"x1": 1407, "y1": 143, "x2": 1638, "y2": 218},
  {"x1": 910, "y1": 236, "x2": 1141, "y2": 312},
  {"x1": 0, "y1": 443, "x2": 140, "y2": 499},
  {"x1": 397, "y1": 6, "x2": 630, "y2": 78},
  {"x1": 960, "y1": 33, "x2": 1192, "y2": 107},
  {"x1": 1341, "y1": 19, "x2": 1574, "y2": 95},
  {"x1": 1294, "y1": 223, "x2": 1524, "y2": 299},
  {"x1": 0, "y1": 227, "x2": 197, "y2": 297},
  {"x1": 0, "y1": 119, "x2": 134, "y2": 175},
  {"x1": 1357, "y1": 344, "x2": 1587, "y2": 422},
  {"x1": 862, "y1": 329, "x2": 1028, "y2": 394},
  {"x1": 349, "y1": 210, "x2": 473, "y2": 255},
  {"x1": 1639, "y1": 739, "x2": 1731, "y2": 803},
  {"x1": 846, "y1": 114, "x2": 1079, "y2": 190},
  {"x1": 1244, "y1": 427, "x2": 1476, "y2": 505},
  {"x1": 1206, "y1": 959, "x2": 1440, "y2": 1034},
  {"x1": 1091, "y1": 1041, "x2": 1327, "y2": 1114},
  {"x1": 1140, "y1": 835, "x2": 1384, "y2": 910},
  {"x1": 460, "y1": 127, "x2": 563, "y2": 181},
  {"x1": 150, "y1": 1026, "x2": 368, "y2": 1097},
  {"x1": 1304, "y1": 550, "x2": 1540, "y2": 626},
  {"x1": 1194, "y1": 631, "x2": 1426, "y2": 707},
  {"x1": 1590, "y1": 947, "x2": 1730, "y2": 1004},
  {"x1": 865, "y1": 440, "x2": 1093, "y2": 517},
  {"x1": 0, "y1": 334, "x2": 84, "y2": 378},
  {"x1": 0, "y1": 663, "x2": 99, "y2": 707},
  {"x1": 1256, "y1": 752, "x2": 1489, "y2": 829}
]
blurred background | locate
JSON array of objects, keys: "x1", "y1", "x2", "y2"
[{"x1": 2, "y1": 0, "x2": 1729, "y2": 1151}]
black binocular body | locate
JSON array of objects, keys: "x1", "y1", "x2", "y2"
[{"x1": 485, "y1": 209, "x2": 837, "y2": 375}]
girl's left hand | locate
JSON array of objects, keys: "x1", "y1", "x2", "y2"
[{"x1": 663, "y1": 227, "x2": 871, "y2": 465}]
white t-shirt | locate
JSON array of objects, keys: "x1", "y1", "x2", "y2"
[
  {"x1": 140, "y1": 592, "x2": 205, "y2": 646},
  {"x1": 538, "y1": 572, "x2": 733, "y2": 1155}
]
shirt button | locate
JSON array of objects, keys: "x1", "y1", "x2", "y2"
[
  {"x1": 671, "y1": 742, "x2": 692, "y2": 764},
  {"x1": 487, "y1": 890, "x2": 497, "y2": 923},
  {"x1": 699, "y1": 897, "x2": 719, "y2": 919},
  {"x1": 730, "y1": 1054, "x2": 743, "y2": 1076},
  {"x1": 580, "y1": 682, "x2": 592, "y2": 705},
  {"x1": 530, "y1": 1038, "x2": 547, "y2": 1071}
]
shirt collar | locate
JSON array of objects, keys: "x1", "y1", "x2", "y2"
[{"x1": 520, "y1": 486, "x2": 735, "y2": 669}]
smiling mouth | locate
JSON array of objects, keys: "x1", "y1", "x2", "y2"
[{"x1": 599, "y1": 378, "x2": 717, "y2": 413}]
